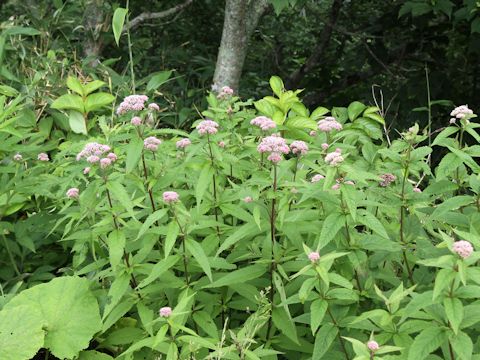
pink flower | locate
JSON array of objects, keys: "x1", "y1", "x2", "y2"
[
  {"x1": 83, "y1": 167, "x2": 91, "y2": 174},
  {"x1": 367, "y1": 340, "x2": 379, "y2": 352},
  {"x1": 131, "y1": 116, "x2": 142, "y2": 126},
  {"x1": 13, "y1": 153, "x2": 22, "y2": 161},
  {"x1": 250, "y1": 116, "x2": 277, "y2": 131},
  {"x1": 159, "y1": 306, "x2": 172, "y2": 318},
  {"x1": 344, "y1": 180, "x2": 355, "y2": 185},
  {"x1": 100, "y1": 157, "x2": 112, "y2": 169},
  {"x1": 144, "y1": 136, "x2": 162, "y2": 151},
  {"x1": 308, "y1": 252, "x2": 320, "y2": 262},
  {"x1": 331, "y1": 183, "x2": 341, "y2": 190},
  {"x1": 197, "y1": 120, "x2": 219, "y2": 135},
  {"x1": 243, "y1": 196, "x2": 253, "y2": 203},
  {"x1": 321, "y1": 143, "x2": 329, "y2": 150},
  {"x1": 107, "y1": 153, "x2": 118, "y2": 162},
  {"x1": 148, "y1": 103, "x2": 160, "y2": 111},
  {"x1": 116, "y1": 95, "x2": 149, "y2": 115},
  {"x1": 218, "y1": 141, "x2": 226, "y2": 148},
  {"x1": 309, "y1": 130, "x2": 317, "y2": 137},
  {"x1": 217, "y1": 86, "x2": 234, "y2": 99},
  {"x1": 450, "y1": 105, "x2": 474, "y2": 120},
  {"x1": 66, "y1": 187, "x2": 79, "y2": 199},
  {"x1": 38, "y1": 153, "x2": 49, "y2": 161},
  {"x1": 324, "y1": 148, "x2": 344, "y2": 166},
  {"x1": 86, "y1": 155, "x2": 100, "y2": 164},
  {"x1": 449, "y1": 118, "x2": 456, "y2": 124},
  {"x1": 317, "y1": 116, "x2": 342, "y2": 132},
  {"x1": 379, "y1": 173, "x2": 396, "y2": 187},
  {"x1": 290, "y1": 140, "x2": 309, "y2": 156},
  {"x1": 77, "y1": 143, "x2": 112, "y2": 163},
  {"x1": 176, "y1": 138, "x2": 192, "y2": 149},
  {"x1": 453, "y1": 240, "x2": 473, "y2": 259},
  {"x1": 257, "y1": 134, "x2": 290, "y2": 163},
  {"x1": 163, "y1": 191, "x2": 179, "y2": 203},
  {"x1": 311, "y1": 174, "x2": 325, "y2": 183},
  {"x1": 413, "y1": 187, "x2": 422, "y2": 193}
]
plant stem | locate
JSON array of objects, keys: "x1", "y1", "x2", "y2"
[
  {"x1": 266, "y1": 164, "x2": 278, "y2": 340},
  {"x1": 400, "y1": 147, "x2": 415, "y2": 286},
  {"x1": 125, "y1": 0, "x2": 136, "y2": 92},
  {"x1": 448, "y1": 340, "x2": 455, "y2": 360},
  {"x1": 326, "y1": 307, "x2": 350, "y2": 360},
  {"x1": 425, "y1": 65, "x2": 432, "y2": 151},
  {"x1": 141, "y1": 153, "x2": 157, "y2": 212},
  {"x1": 206, "y1": 134, "x2": 220, "y2": 236},
  {"x1": 2, "y1": 234, "x2": 20, "y2": 276},
  {"x1": 173, "y1": 207, "x2": 189, "y2": 287}
]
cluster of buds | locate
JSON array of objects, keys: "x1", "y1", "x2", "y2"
[
  {"x1": 38, "y1": 153, "x2": 49, "y2": 162},
  {"x1": 324, "y1": 148, "x2": 344, "y2": 166},
  {"x1": 176, "y1": 138, "x2": 192, "y2": 149},
  {"x1": 163, "y1": 191, "x2": 179, "y2": 204},
  {"x1": 243, "y1": 196, "x2": 253, "y2": 203},
  {"x1": 250, "y1": 116, "x2": 277, "y2": 131},
  {"x1": 217, "y1": 86, "x2": 234, "y2": 99},
  {"x1": 453, "y1": 240, "x2": 473, "y2": 259},
  {"x1": 159, "y1": 306, "x2": 172, "y2": 318},
  {"x1": 257, "y1": 134, "x2": 290, "y2": 163},
  {"x1": 450, "y1": 105, "x2": 474, "y2": 124},
  {"x1": 311, "y1": 174, "x2": 325, "y2": 183},
  {"x1": 290, "y1": 140, "x2": 309, "y2": 156},
  {"x1": 144, "y1": 136, "x2": 162, "y2": 151},
  {"x1": 308, "y1": 252, "x2": 320, "y2": 263},
  {"x1": 77, "y1": 143, "x2": 117, "y2": 169},
  {"x1": 197, "y1": 120, "x2": 219, "y2": 135},
  {"x1": 317, "y1": 116, "x2": 342, "y2": 132},
  {"x1": 332, "y1": 177, "x2": 354, "y2": 190},
  {"x1": 379, "y1": 173, "x2": 396, "y2": 187},
  {"x1": 66, "y1": 187, "x2": 79, "y2": 199},
  {"x1": 116, "y1": 95, "x2": 149, "y2": 115},
  {"x1": 131, "y1": 116, "x2": 142, "y2": 126},
  {"x1": 13, "y1": 153, "x2": 23, "y2": 161}
]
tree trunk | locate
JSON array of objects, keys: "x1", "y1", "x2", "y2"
[
  {"x1": 82, "y1": 0, "x2": 105, "y2": 64},
  {"x1": 213, "y1": 0, "x2": 270, "y2": 92}
]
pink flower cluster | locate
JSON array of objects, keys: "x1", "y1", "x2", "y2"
[
  {"x1": 290, "y1": 140, "x2": 308, "y2": 156},
  {"x1": 243, "y1": 196, "x2": 253, "y2": 203},
  {"x1": 453, "y1": 240, "x2": 473, "y2": 259},
  {"x1": 325, "y1": 148, "x2": 344, "y2": 166},
  {"x1": 257, "y1": 134, "x2": 290, "y2": 163},
  {"x1": 159, "y1": 306, "x2": 172, "y2": 318},
  {"x1": 250, "y1": 116, "x2": 277, "y2": 131},
  {"x1": 66, "y1": 188, "x2": 79, "y2": 199},
  {"x1": 379, "y1": 173, "x2": 396, "y2": 187},
  {"x1": 197, "y1": 120, "x2": 219, "y2": 135},
  {"x1": 77, "y1": 142, "x2": 117, "y2": 169},
  {"x1": 116, "y1": 95, "x2": 149, "y2": 115},
  {"x1": 217, "y1": 86, "x2": 234, "y2": 99},
  {"x1": 332, "y1": 178, "x2": 354, "y2": 190},
  {"x1": 311, "y1": 174, "x2": 325, "y2": 183},
  {"x1": 144, "y1": 136, "x2": 162, "y2": 151},
  {"x1": 148, "y1": 103, "x2": 160, "y2": 111},
  {"x1": 367, "y1": 340, "x2": 379, "y2": 352},
  {"x1": 308, "y1": 252, "x2": 320, "y2": 263},
  {"x1": 163, "y1": 191, "x2": 179, "y2": 203},
  {"x1": 38, "y1": 153, "x2": 49, "y2": 161},
  {"x1": 450, "y1": 105, "x2": 474, "y2": 123},
  {"x1": 321, "y1": 143, "x2": 329, "y2": 150},
  {"x1": 13, "y1": 153, "x2": 22, "y2": 161},
  {"x1": 317, "y1": 116, "x2": 342, "y2": 132},
  {"x1": 176, "y1": 138, "x2": 192, "y2": 149},
  {"x1": 131, "y1": 116, "x2": 142, "y2": 126}
]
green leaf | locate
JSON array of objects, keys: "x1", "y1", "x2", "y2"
[
  {"x1": 269, "y1": 75, "x2": 284, "y2": 97},
  {"x1": 433, "y1": 268, "x2": 456, "y2": 300},
  {"x1": 204, "y1": 265, "x2": 266, "y2": 288},
  {"x1": 0, "y1": 84, "x2": 19, "y2": 97},
  {"x1": 138, "y1": 255, "x2": 180, "y2": 288},
  {"x1": 364, "y1": 112, "x2": 385, "y2": 125},
  {"x1": 196, "y1": 162, "x2": 213, "y2": 205},
  {"x1": 451, "y1": 331, "x2": 473, "y2": 360},
  {"x1": 318, "y1": 212, "x2": 345, "y2": 248},
  {"x1": 347, "y1": 101, "x2": 366, "y2": 121},
  {"x1": 112, "y1": 7, "x2": 128, "y2": 46},
  {"x1": 444, "y1": 297, "x2": 463, "y2": 334},
  {"x1": 5, "y1": 277, "x2": 102, "y2": 359},
  {"x1": 311, "y1": 106, "x2": 329, "y2": 120},
  {"x1": 407, "y1": 327, "x2": 447, "y2": 360},
  {"x1": 147, "y1": 71, "x2": 173, "y2": 91},
  {"x1": 51, "y1": 94, "x2": 84, "y2": 112},
  {"x1": 85, "y1": 92, "x2": 115, "y2": 113},
  {"x1": 69, "y1": 110, "x2": 87, "y2": 135},
  {"x1": 433, "y1": 127, "x2": 459, "y2": 146},
  {"x1": 66, "y1": 76, "x2": 84, "y2": 95},
  {"x1": 313, "y1": 323, "x2": 338, "y2": 358},
  {"x1": 107, "y1": 180, "x2": 136, "y2": 218},
  {"x1": 136, "y1": 209, "x2": 168, "y2": 240},
  {"x1": 310, "y1": 299, "x2": 328, "y2": 335},
  {"x1": 107, "y1": 230, "x2": 125, "y2": 269},
  {"x1": 0, "y1": 305, "x2": 45, "y2": 360},
  {"x1": 286, "y1": 116, "x2": 317, "y2": 130},
  {"x1": 78, "y1": 351, "x2": 114, "y2": 360},
  {"x1": 216, "y1": 222, "x2": 261, "y2": 255},
  {"x1": 186, "y1": 238, "x2": 212, "y2": 282},
  {"x1": 272, "y1": 307, "x2": 298, "y2": 344},
  {"x1": 125, "y1": 137, "x2": 144, "y2": 173},
  {"x1": 83, "y1": 80, "x2": 106, "y2": 95},
  {"x1": 165, "y1": 221, "x2": 179, "y2": 258},
  {"x1": 357, "y1": 209, "x2": 389, "y2": 239}
]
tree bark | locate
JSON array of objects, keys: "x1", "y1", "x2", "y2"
[
  {"x1": 82, "y1": 0, "x2": 105, "y2": 64},
  {"x1": 213, "y1": 0, "x2": 270, "y2": 92},
  {"x1": 128, "y1": 0, "x2": 194, "y2": 31}
]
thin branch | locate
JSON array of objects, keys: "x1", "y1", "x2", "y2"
[{"x1": 128, "y1": 0, "x2": 194, "y2": 30}]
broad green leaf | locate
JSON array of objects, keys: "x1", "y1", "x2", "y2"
[
  {"x1": 0, "y1": 305, "x2": 45, "y2": 360},
  {"x1": 5, "y1": 277, "x2": 102, "y2": 359},
  {"x1": 310, "y1": 299, "x2": 328, "y2": 335},
  {"x1": 85, "y1": 92, "x2": 115, "y2": 113},
  {"x1": 272, "y1": 307, "x2": 298, "y2": 344},
  {"x1": 51, "y1": 93, "x2": 84, "y2": 112},
  {"x1": 433, "y1": 268, "x2": 456, "y2": 300},
  {"x1": 310, "y1": 106, "x2": 329, "y2": 120},
  {"x1": 444, "y1": 297, "x2": 463, "y2": 334},
  {"x1": 216, "y1": 222, "x2": 261, "y2": 255},
  {"x1": 196, "y1": 162, "x2": 213, "y2": 205},
  {"x1": 136, "y1": 209, "x2": 168, "y2": 240},
  {"x1": 286, "y1": 116, "x2": 317, "y2": 130},
  {"x1": 66, "y1": 76, "x2": 84, "y2": 95},
  {"x1": 112, "y1": 7, "x2": 128, "y2": 46},
  {"x1": 186, "y1": 238, "x2": 212, "y2": 281},
  {"x1": 125, "y1": 137, "x2": 144, "y2": 173},
  {"x1": 78, "y1": 351, "x2": 114, "y2": 360},
  {"x1": 0, "y1": 84, "x2": 19, "y2": 96},
  {"x1": 432, "y1": 126, "x2": 459, "y2": 146},
  {"x1": 357, "y1": 209, "x2": 389, "y2": 239},
  {"x1": 138, "y1": 255, "x2": 180, "y2": 288},
  {"x1": 107, "y1": 230, "x2": 125, "y2": 269},
  {"x1": 407, "y1": 327, "x2": 447, "y2": 360},
  {"x1": 147, "y1": 70, "x2": 173, "y2": 91},
  {"x1": 165, "y1": 220, "x2": 179, "y2": 257},
  {"x1": 107, "y1": 180, "x2": 136, "y2": 218},
  {"x1": 318, "y1": 212, "x2": 345, "y2": 248},
  {"x1": 83, "y1": 80, "x2": 106, "y2": 95},
  {"x1": 69, "y1": 110, "x2": 87, "y2": 135},
  {"x1": 451, "y1": 331, "x2": 473, "y2": 360},
  {"x1": 269, "y1": 75, "x2": 284, "y2": 97},
  {"x1": 204, "y1": 265, "x2": 266, "y2": 288},
  {"x1": 313, "y1": 323, "x2": 338, "y2": 358},
  {"x1": 347, "y1": 101, "x2": 366, "y2": 121}
]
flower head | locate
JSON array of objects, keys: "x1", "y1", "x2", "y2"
[
  {"x1": 308, "y1": 252, "x2": 320, "y2": 263},
  {"x1": 257, "y1": 134, "x2": 290, "y2": 163},
  {"x1": 321, "y1": 143, "x2": 329, "y2": 150},
  {"x1": 66, "y1": 187, "x2": 79, "y2": 199},
  {"x1": 243, "y1": 196, "x2": 253, "y2": 203},
  {"x1": 163, "y1": 191, "x2": 179, "y2": 204},
  {"x1": 218, "y1": 141, "x2": 226, "y2": 148},
  {"x1": 413, "y1": 187, "x2": 422, "y2": 193},
  {"x1": 453, "y1": 240, "x2": 473, "y2": 259},
  {"x1": 13, "y1": 153, "x2": 22, "y2": 161},
  {"x1": 290, "y1": 140, "x2": 309, "y2": 156},
  {"x1": 148, "y1": 103, "x2": 160, "y2": 111},
  {"x1": 309, "y1": 130, "x2": 317, "y2": 137},
  {"x1": 131, "y1": 116, "x2": 142, "y2": 126},
  {"x1": 250, "y1": 116, "x2": 277, "y2": 131},
  {"x1": 367, "y1": 340, "x2": 379, "y2": 352},
  {"x1": 83, "y1": 167, "x2": 91, "y2": 175},
  {"x1": 116, "y1": 95, "x2": 149, "y2": 115},
  {"x1": 38, "y1": 153, "x2": 49, "y2": 162},
  {"x1": 77, "y1": 143, "x2": 111, "y2": 163},
  {"x1": 317, "y1": 116, "x2": 342, "y2": 132},
  {"x1": 217, "y1": 86, "x2": 234, "y2": 99},
  {"x1": 197, "y1": 120, "x2": 219, "y2": 135},
  {"x1": 311, "y1": 174, "x2": 325, "y2": 183},
  {"x1": 324, "y1": 148, "x2": 344, "y2": 166},
  {"x1": 176, "y1": 138, "x2": 192, "y2": 149},
  {"x1": 450, "y1": 105, "x2": 474, "y2": 120},
  {"x1": 379, "y1": 173, "x2": 396, "y2": 187},
  {"x1": 159, "y1": 306, "x2": 172, "y2": 318},
  {"x1": 144, "y1": 136, "x2": 162, "y2": 151},
  {"x1": 100, "y1": 157, "x2": 112, "y2": 169}
]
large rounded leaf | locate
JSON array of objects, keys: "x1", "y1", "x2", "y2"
[
  {"x1": 5, "y1": 276, "x2": 102, "y2": 359},
  {"x1": 0, "y1": 305, "x2": 45, "y2": 360}
]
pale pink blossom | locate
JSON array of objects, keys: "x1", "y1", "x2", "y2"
[
  {"x1": 344, "y1": 180, "x2": 355, "y2": 185},
  {"x1": 450, "y1": 105, "x2": 474, "y2": 120},
  {"x1": 107, "y1": 153, "x2": 117, "y2": 162},
  {"x1": 218, "y1": 141, "x2": 226, "y2": 148},
  {"x1": 250, "y1": 116, "x2": 277, "y2": 131},
  {"x1": 317, "y1": 116, "x2": 342, "y2": 132},
  {"x1": 321, "y1": 143, "x2": 329, "y2": 150},
  {"x1": 413, "y1": 187, "x2": 422, "y2": 193},
  {"x1": 243, "y1": 196, "x2": 253, "y2": 203},
  {"x1": 86, "y1": 155, "x2": 100, "y2": 164},
  {"x1": 83, "y1": 167, "x2": 91, "y2": 175},
  {"x1": 148, "y1": 103, "x2": 160, "y2": 111},
  {"x1": 197, "y1": 120, "x2": 219, "y2": 135},
  {"x1": 309, "y1": 130, "x2": 317, "y2": 137},
  {"x1": 324, "y1": 148, "x2": 344, "y2": 166},
  {"x1": 217, "y1": 86, "x2": 234, "y2": 99},
  {"x1": 308, "y1": 252, "x2": 320, "y2": 262},
  {"x1": 163, "y1": 191, "x2": 179, "y2": 203},
  {"x1": 100, "y1": 157, "x2": 112, "y2": 169},
  {"x1": 116, "y1": 95, "x2": 149, "y2": 115},
  {"x1": 77, "y1": 143, "x2": 111, "y2": 162},
  {"x1": 290, "y1": 140, "x2": 309, "y2": 156},
  {"x1": 159, "y1": 306, "x2": 172, "y2": 318},
  {"x1": 379, "y1": 173, "x2": 396, "y2": 187},
  {"x1": 13, "y1": 153, "x2": 22, "y2": 161},
  {"x1": 257, "y1": 134, "x2": 290, "y2": 163},
  {"x1": 311, "y1": 174, "x2": 325, "y2": 183},
  {"x1": 131, "y1": 116, "x2": 142, "y2": 126},
  {"x1": 144, "y1": 136, "x2": 162, "y2": 151},
  {"x1": 331, "y1": 183, "x2": 341, "y2": 190},
  {"x1": 66, "y1": 187, "x2": 79, "y2": 199},
  {"x1": 367, "y1": 340, "x2": 379, "y2": 352},
  {"x1": 176, "y1": 138, "x2": 191, "y2": 149},
  {"x1": 38, "y1": 153, "x2": 49, "y2": 161},
  {"x1": 449, "y1": 118, "x2": 456, "y2": 124},
  {"x1": 453, "y1": 240, "x2": 473, "y2": 259}
]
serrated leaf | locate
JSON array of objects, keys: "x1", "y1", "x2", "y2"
[
  {"x1": 313, "y1": 323, "x2": 338, "y2": 358},
  {"x1": 444, "y1": 297, "x2": 463, "y2": 334},
  {"x1": 125, "y1": 137, "x2": 144, "y2": 173},
  {"x1": 196, "y1": 162, "x2": 213, "y2": 205},
  {"x1": 407, "y1": 327, "x2": 446, "y2": 360},
  {"x1": 85, "y1": 92, "x2": 114, "y2": 113},
  {"x1": 107, "y1": 180, "x2": 136, "y2": 219},
  {"x1": 272, "y1": 307, "x2": 298, "y2": 344},
  {"x1": 136, "y1": 209, "x2": 168, "y2": 240},
  {"x1": 318, "y1": 212, "x2": 345, "y2": 248},
  {"x1": 310, "y1": 299, "x2": 327, "y2": 335},
  {"x1": 67, "y1": 76, "x2": 84, "y2": 95},
  {"x1": 186, "y1": 238, "x2": 212, "y2": 281},
  {"x1": 107, "y1": 230, "x2": 125, "y2": 269},
  {"x1": 138, "y1": 255, "x2": 180, "y2": 288}
]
